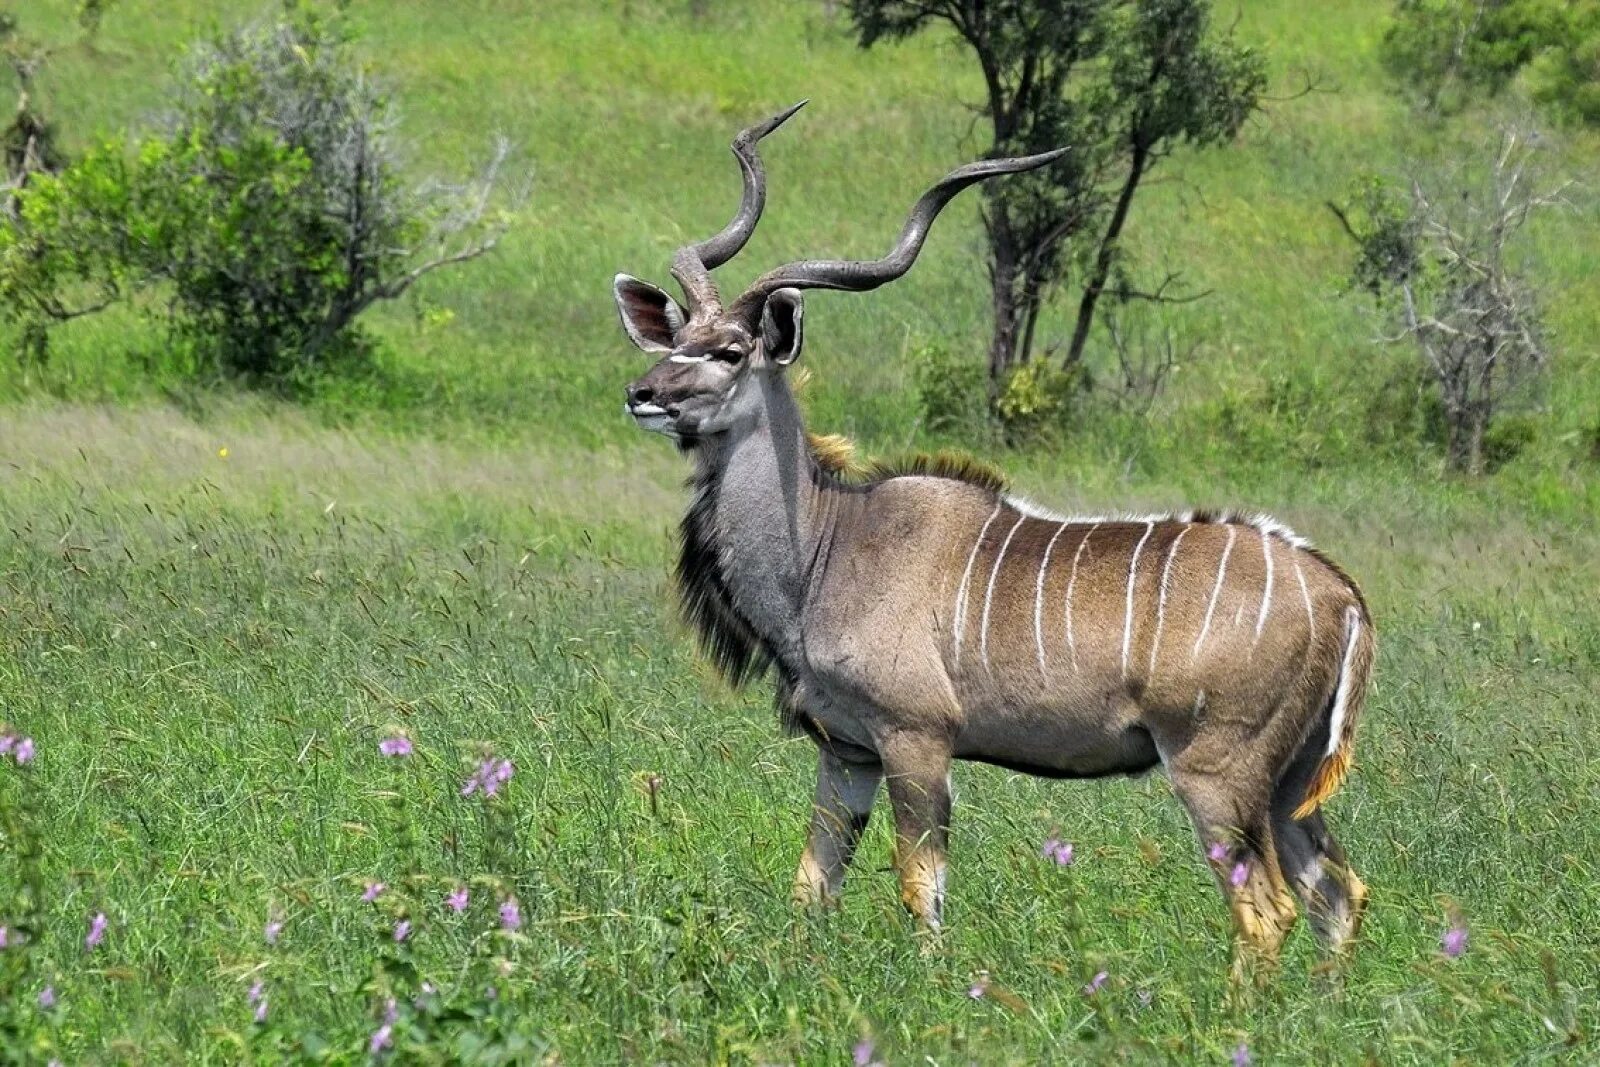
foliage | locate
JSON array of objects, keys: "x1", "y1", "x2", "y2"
[
  {"x1": 1383, "y1": 0, "x2": 1600, "y2": 125},
  {"x1": 0, "y1": 2, "x2": 515, "y2": 382},
  {"x1": 1332, "y1": 128, "x2": 1564, "y2": 474},
  {"x1": 910, "y1": 339, "x2": 994, "y2": 440},
  {"x1": 995, "y1": 356, "x2": 1088, "y2": 441},
  {"x1": 846, "y1": 0, "x2": 1265, "y2": 385}
]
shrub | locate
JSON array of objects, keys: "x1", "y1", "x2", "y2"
[
  {"x1": 0, "y1": 2, "x2": 518, "y2": 383},
  {"x1": 909, "y1": 340, "x2": 992, "y2": 440},
  {"x1": 995, "y1": 358, "x2": 1088, "y2": 444}
]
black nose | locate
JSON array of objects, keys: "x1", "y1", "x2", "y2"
[{"x1": 627, "y1": 384, "x2": 653, "y2": 406}]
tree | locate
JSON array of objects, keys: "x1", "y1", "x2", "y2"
[
  {"x1": 1331, "y1": 128, "x2": 1566, "y2": 474},
  {"x1": 1383, "y1": 0, "x2": 1600, "y2": 126},
  {"x1": 845, "y1": 0, "x2": 1263, "y2": 387}
]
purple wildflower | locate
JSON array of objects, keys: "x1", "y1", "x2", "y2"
[
  {"x1": 378, "y1": 736, "x2": 412, "y2": 758},
  {"x1": 264, "y1": 919, "x2": 283, "y2": 946},
  {"x1": 1442, "y1": 923, "x2": 1468, "y2": 959},
  {"x1": 393, "y1": 919, "x2": 412, "y2": 942},
  {"x1": 499, "y1": 899, "x2": 522, "y2": 931},
  {"x1": 254, "y1": 997, "x2": 269, "y2": 1024},
  {"x1": 853, "y1": 1038, "x2": 882, "y2": 1066},
  {"x1": 0, "y1": 735, "x2": 12, "y2": 755},
  {"x1": 1083, "y1": 970, "x2": 1109, "y2": 995},
  {"x1": 13, "y1": 737, "x2": 34, "y2": 765},
  {"x1": 85, "y1": 911, "x2": 108, "y2": 950},
  {"x1": 1232, "y1": 1042, "x2": 1252, "y2": 1067},
  {"x1": 0, "y1": 926, "x2": 9, "y2": 949},
  {"x1": 967, "y1": 978, "x2": 988, "y2": 999},
  {"x1": 38, "y1": 985, "x2": 56, "y2": 1010},
  {"x1": 1229, "y1": 861, "x2": 1249, "y2": 889},
  {"x1": 248, "y1": 980, "x2": 265, "y2": 1005},
  {"x1": 369, "y1": 1023, "x2": 393, "y2": 1054},
  {"x1": 446, "y1": 886, "x2": 469, "y2": 913},
  {"x1": 383, "y1": 997, "x2": 399, "y2": 1025},
  {"x1": 362, "y1": 881, "x2": 386, "y2": 903},
  {"x1": 1207, "y1": 841, "x2": 1229, "y2": 864},
  {"x1": 462, "y1": 758, "x2": 515, "y2": 798}
]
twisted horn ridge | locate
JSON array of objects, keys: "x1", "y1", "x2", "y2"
[
  {"x1": 728, "y1": 147, "x2": 1069, "y2": 324},
  {"x1": 671, "y1": 100, "x2": 808, "y2": 315}
]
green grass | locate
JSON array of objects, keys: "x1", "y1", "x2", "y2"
[
  {"x1": 1, "y1": 405, "x2": 1596, "y2": 1062},
  {"x1": 1, "y1": 0, "x2": 1598, "y2": 1062}
]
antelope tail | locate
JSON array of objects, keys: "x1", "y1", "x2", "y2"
[{"x1": 1293, "y1": 604, "x2": 1374, "y2": 820}]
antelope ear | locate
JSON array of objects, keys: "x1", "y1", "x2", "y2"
[
  {"x1": 760, "y1": 288, "x2": 805, "y2": 366},
  {"x1": 613, "y1": 274, "x2": 686, "y2": 353}
]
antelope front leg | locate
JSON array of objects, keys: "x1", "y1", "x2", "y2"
[
  {"x1": 793, "y1": 748, "x2": 882, "y2": 907},
  {"x1": 881, "y1": 737, "x2": 953, "y2": 930}
]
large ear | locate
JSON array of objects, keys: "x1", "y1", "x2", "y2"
[
  {"x1": 613, "y1": 274, "x2": 686, "y2": 353},
  {"x1": 760, "y1": 287, "x2": 805, "y2": 366}
]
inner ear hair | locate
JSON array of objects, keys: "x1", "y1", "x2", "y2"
[
  {"x1": 614, "y1": 274, "x2": 686, "y2": 352},
  {"x1": 761, "y1": 287, "x2": 805, "y2": 365}
]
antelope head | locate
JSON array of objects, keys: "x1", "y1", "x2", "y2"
[{"x1": 614, "y1": 101, "x2": 1065, "y2": 442}]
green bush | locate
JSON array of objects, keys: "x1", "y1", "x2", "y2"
[
  {"x1": 0, "y1": 2, "x2": 514, "y2": 384},
  {"x1": 909, "y1": 340, "x2": 992, "y2": 440},
  {"x1": 995, "y1": 358, "x2": 1088, "y2": 444},
  {"x1": 1482, "y1": 412, "x2": 1538, "y2": 471}
]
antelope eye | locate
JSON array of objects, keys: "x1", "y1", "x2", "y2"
[{"x1": 712, "y1": 347, "x2": 742, "y2": 363}]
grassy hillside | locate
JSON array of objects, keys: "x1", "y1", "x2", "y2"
[{"x1": 1, "y1": 1, "x2": 1597, "y2": 1062}]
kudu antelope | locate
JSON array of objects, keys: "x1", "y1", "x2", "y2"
[{"x1": 612, "y1": 103, "x2": 1373, "y2": 971}]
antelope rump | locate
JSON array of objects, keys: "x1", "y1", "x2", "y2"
[{"x1": 611, "y1": 103, "x2": 1374, "y2": 973}]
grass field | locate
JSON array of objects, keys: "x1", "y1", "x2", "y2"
[{"x1": 2, "y1": 0, "x2": 1599, "y2": 1062}]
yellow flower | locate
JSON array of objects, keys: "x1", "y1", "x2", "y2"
[{"x1": 218, "y1": 447, "x2": 230, "y2": 460}]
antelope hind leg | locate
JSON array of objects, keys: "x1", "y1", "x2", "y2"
[
  {"x1": 793, "y1": 747, "x2": 882, "y2": 907},
  {"x1": 1172, "y1": 770, "x2": 1299, "y2": 984},
  {"x1": 1272, "y1": 802, "x2": 1368, "y2": 958}
]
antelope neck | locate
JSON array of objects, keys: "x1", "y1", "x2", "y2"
[{"x1": 686, "y1": 372, "x2": 841, "y2": 667}]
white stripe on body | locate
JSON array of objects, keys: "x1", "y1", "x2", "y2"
[
  {"x1": 1253, "y1": 527, "x2": 1276, "y2": 648},
  {"x1": 1293, "y1": 554, "x2": 1315, "y2": 644},
  {"x1": 1147, "y1": 524, "x2": 1191, "y2": 679},
  {"x1": 1122, "y1": 521, "x2": 1157, "y2": 680},
  {"x1": 1064, "y1": 523, "x2": 1101, "y2": 672},
  {"x1": 1035, "y1": 523, "x2": 1069, "y2": 680},
  {"x1": 1326, "y1": 607, "x2": 1363, "y2": 757},
  {"x1": 981, "y1": 514, "x2": 1028, "y2": 673},
  {"x1": 1193, "y1": 525, "x2": 1238, "y2": 660},
  {"x1": 952, "y1": 505, "x2": 1002, "y2": 664}
]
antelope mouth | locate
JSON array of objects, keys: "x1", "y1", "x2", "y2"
[{"x1": 626, "y1": 401, "x2": 680, "y2": 436}]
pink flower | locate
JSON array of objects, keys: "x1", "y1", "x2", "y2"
[
  {"x1": 38, "y1": 985, "x2": 55, "y2": 1009},
  {"x1": 383, "y1": 997, "x2": 399, "y2": 1025},
  {"x1": 446, "y1": 886, "x2": 469, "y2": 913},
  {"x1": 462, "y1": 758, "x2": 515, "y2": 798},
  {"x1": 369, "y1": 1023, "x2": 393, "y2": 1054},
  {"x1": 0, "y1": 734, "x2": 12, "y2": 755},
  {"x1": 378, "y1": 736, "x2": 412, "y2": 757},
  {"x1": 1229, "y1": 862, "x2": 1249, "y2": 889},
  {"x1": 0, "y1": 926, "x2": 10, "y2": 949},
  {"x1": 1232, "y1": 1043, "x2": 1251, "y2": 1066},
  {"x1": 853, "y1": 1038, "x2": 883, "y2": 1066},
  {"x1": 1083, "y1": 970, "x2": 1108, "y2": 995},
  {"x1": 967, "y1": 978, "x2": 988, "y2": 999},
  {"x1": 499, "y1": 899, "x2": 522, "y2": 931},
  {"x1": 1207, "y1": 841, "x2": 1229, "y2": 863},
  {"x1": 393, "y1": 919, "x2": 412, "y2": 942},
  {"x1": 362, "y1": 882, "x2": 386, "y2": 903},
  {"x1": 86, "y1": 911, "x2": 108, "y2": 950},
  {"x1": 248, "y1": 981, "x2": 268, "y2": 1023},
  {"x1": 1442, "y1": 923, "x2": 1468, "y2": 959},
  {"x1": 264, "y1": 919, "x2": 283, "y2": 946},
  {"x1": 13, "y1": 737, "x2": 34, "y2": 764}
]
